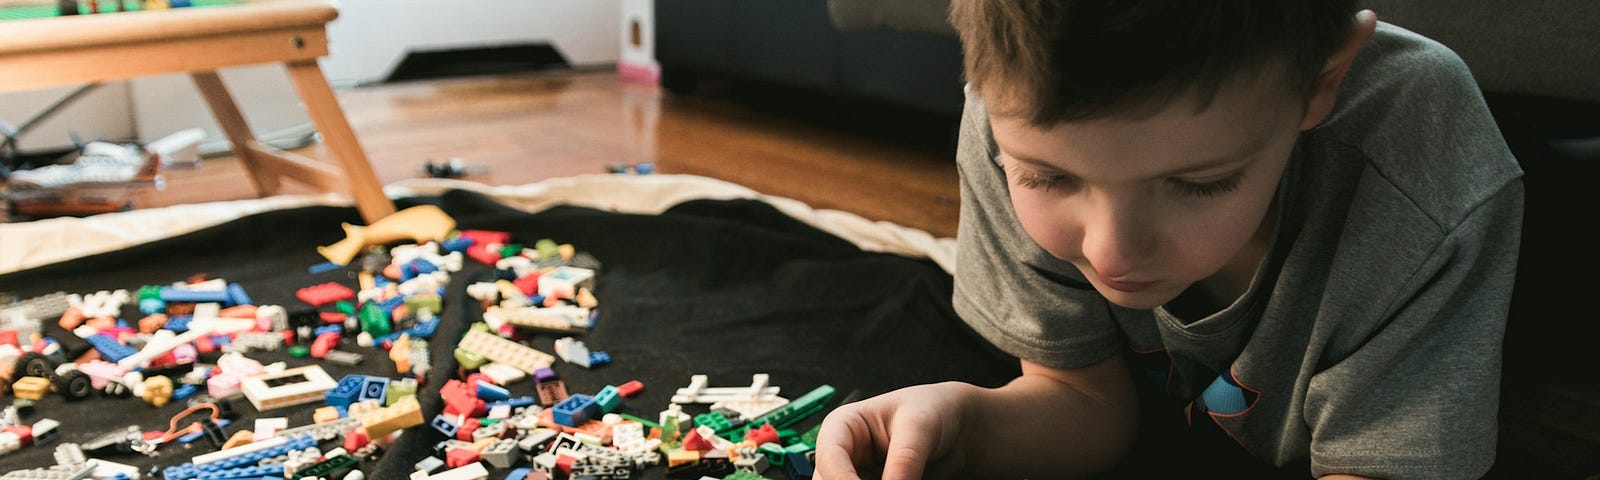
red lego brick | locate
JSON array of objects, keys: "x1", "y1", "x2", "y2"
[
  {"x1": 4, "y1": 425, "x2": 32, "y2": 446},
  {"x1": 310, "y1": 332, "x2": 340, "y2": 359},
  {"x1": 743, "y1": 423, "x2": 779, "y2": 446},
  {"x1": 617, "y1": 380, "x2": 644, "y2": 398},
  {"x1": 446, "y1": 447, "x2": 481, "y2": 468},
  {"x1": 295, "y1": 282, "x2": 355, "y2": 307},
  {"x1": 343, "y1": 428, "x2": 369, "y2": 452},
  {"x1": 456, "y1": 417, "x2": 481, "y2": 442},
  {"x1": 513, "y1": 273, "x2": 541, "y2": 297}
]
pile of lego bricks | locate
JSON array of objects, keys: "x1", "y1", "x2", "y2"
[{"x1": 0, "y1": 190, "x2": 1023, "y2": 479}]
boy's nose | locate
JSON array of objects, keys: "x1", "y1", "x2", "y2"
[{"x1": 1079, "y1": 207, "x2": 1158, "y2": 281}]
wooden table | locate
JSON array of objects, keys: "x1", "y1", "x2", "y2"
[{"x1": 0, "y1": 0, "x2": 395, "y2": 222}]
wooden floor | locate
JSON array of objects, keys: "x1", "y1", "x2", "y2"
[{"x1": 107, "y1": 70, "x2": 963, "y2": 238}]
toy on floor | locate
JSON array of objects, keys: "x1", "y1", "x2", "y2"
[{"x1": 318, "y1": 204, "x2": 457, "y2": 265}]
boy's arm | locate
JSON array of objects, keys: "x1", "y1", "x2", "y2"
[
  {"x1": 969, "y1": 354, "x2": 1140, "y2": 478},
  {"x1": 815, "y1": 353, "x2": 1138, "y2": 480}
]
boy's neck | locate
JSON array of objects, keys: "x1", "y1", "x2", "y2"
[{"x1": 1169, "y1": 199, "x2": 1279, "y2": 319}]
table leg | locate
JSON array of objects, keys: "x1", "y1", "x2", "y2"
[
  {"x1": 191, "y1": 71, "x2": 281, "y2": 196},
  {"x1": 283, "y1": 59, "x2": 395, "y2": 223}
]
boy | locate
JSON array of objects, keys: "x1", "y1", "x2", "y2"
[{"x1": 816, "y1": 2, "x2": 1523, "y2": 479}]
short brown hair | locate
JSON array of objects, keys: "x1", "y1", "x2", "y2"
[{"x1": 951, "y1": 1, "x2": 1359, "y2": 124}]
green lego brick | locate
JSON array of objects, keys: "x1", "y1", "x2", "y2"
[
  {"x1": 499, "y1": 244, "x2": 524, "y2": 258},
  {"x1": 799, "y1": 423, "x2": 821, "y2": 447},
  {"x1": 618, "y1": 413, "x2": 663, "y2": 431},
  {"x1": 453, "y1": 348, "x2": 488, "y2": 370},
  {"x1": 695, "y1": 411, "x2": 737, "y2": 433},
  {"x1": 535, "y1": 239, "x2": 560, "y2": 260}
]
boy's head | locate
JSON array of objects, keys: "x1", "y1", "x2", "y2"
[
  {"x1": 953, "y1": 1, "x2": 1375, "y2": 309},
  {"x1": 952, "y1": 1, "x2": 1361, "y2": 124}
]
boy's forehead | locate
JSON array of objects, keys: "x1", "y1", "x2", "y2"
[
  {"x1": 978, "y1": 58, "x2": 1306, "y2": 126},
  {"x1": 986, "y1": 75, "x2": 1301, "y2": 175}
]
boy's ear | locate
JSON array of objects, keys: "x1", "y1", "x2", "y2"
[{"x1": 1300, "y1": 10, "x2": 1379, "y2": 131}]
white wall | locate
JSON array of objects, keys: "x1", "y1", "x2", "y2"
[
  {"x1": 0, "y1": 82, "x2": 135, "y2": 154},
  {"x1": 322, "y1": 0, "x2": 622, "y2": 86}
]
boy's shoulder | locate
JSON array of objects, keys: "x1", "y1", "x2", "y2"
[{"x1": 1313, "y1": 22, "x2": 1523, "y2": 228}]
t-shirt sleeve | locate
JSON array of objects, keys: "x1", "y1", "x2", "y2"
[
  {"x1": 950, "y1": 89, "x2": 1124, "y2": 370},
  {"x1": 1303, "y1": 180, "x2": 1523, "y2": 479}
]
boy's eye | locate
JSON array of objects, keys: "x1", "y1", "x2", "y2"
[
  {"x1": 1010, "y1": 167, "x2": 1069, "y2": 191},
  {"x1": 1169, "y1": 173, "x2": 1245, "y2": 198}
]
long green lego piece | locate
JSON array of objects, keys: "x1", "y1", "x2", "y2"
[{"x1": 716, "y1": 384, "x2": 837, "y2": 442}]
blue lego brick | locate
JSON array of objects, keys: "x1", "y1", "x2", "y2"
[
  {"x1": 593, "y1": 385, "x2": 621, "y2": 414},
  {"x1": 164, "y1": 315, "x2": 193, "y2": 333},
  {"x1": 485, "y1": 396, "x2": 536, "y2": 411},
  {"x1": 176, "y1": 419, "x2": 229, "y2": 444},
  {"x1": 195, "y1": 463, "x2": 284, "y2": 480},
  {"x1": 375, "y1": 316, "x2": 441, "y2": 346},
  {"x1": 402, "y1": 259, "x2": 440, "y2": 281},
  {"x1": 307, "y1": 261, "x2": 342, "y2": 275},
  {"x1": 431, "y1": 414, "x2": 460, "y2": 437},
  {"x1": 140, "y1": 297, "x2": 167, "y2": 315},
  {"x1": 173, "y1": 384, "x2": 198, "y2": 401},
  {"x1": 225, "y1": 283, "x2": 252, "y2": 307},
  {"x1": 785, "y1": 450, "x2": 815, "y2": 480},
  {"x1": 375, "y1": 296, "x2": 405, "y2": 312},
  {"x1": 325, "y1": 374, "x2": 365, "y2": 409},
  {"x1": 314, "y1": 324, "x2": 343, "y2": 337},
  {"x1": 359, "y1": 376, "x2": 390, "y2": 404},
  {"x1": 85, "y1": 334, "x2": 138, "y2": 362},
  {"x1": 551, "y1": 394, "x2": 597, "y2": 427},
  {"x1": 159, "y1": 286, "x2": 229, "y2": 304},
  {"x1": 589, "y1": 351, "x2": 611, "y2": 367},
  {"x1": 475, "y1": 380, "x2": 510, "y2": 401},
  {"x1": 209, "y1": 335, "x2": 232, "y2": 346},
  {"x1": 504, "y1": 468, "x2": 533, "y2": 480},
  {"x1": 164, "y1": 435, "x2": 314, "y2": 480},
  {"x1": 442, "y1": 237, "x2": 474, "y2": 253}
]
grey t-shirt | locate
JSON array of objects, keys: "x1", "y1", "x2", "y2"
[{"x1": 952, "y1": 23, "x2": 1524, "y2": 479}]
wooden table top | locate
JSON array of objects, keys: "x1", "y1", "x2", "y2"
[{"x1": 0, "y1": 0, "x2": 334, "y2": 56}]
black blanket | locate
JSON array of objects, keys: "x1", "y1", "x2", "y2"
[{"x1": 0, "y1": 190, "x2": 1020, "y2": 478}]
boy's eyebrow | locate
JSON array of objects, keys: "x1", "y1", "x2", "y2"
[{"x1": 1006, "y1": 136, "x2": 1268, "y2": 178}]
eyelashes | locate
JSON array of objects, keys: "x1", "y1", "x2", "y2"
[
  {"x1": 1011, "y1": 168, "x2": 1067, "y2": 191},
  {"x1": 1007, "y1": 164, "x2": 1246, "y2": 199},
  {"x1": 1167, "y1": 173, "x2": 1244, "y2": 198}
]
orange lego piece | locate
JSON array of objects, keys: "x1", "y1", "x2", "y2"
[
  {"x1": 138, "y1": 314, "x2": 170, "y2": 334},
  {"x1": 223, "y1": 430, "x2": 254, "y2": 449},
  {"x1": 58, "y1": 306, "x2": 85, "y2": 330},
  {"x1": 317, "y1": 205, "x2": 457, "y2": 266}
]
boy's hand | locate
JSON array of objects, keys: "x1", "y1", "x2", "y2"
[{"x1": 815, "y1": 382, "x2": 981, "y2": 480}]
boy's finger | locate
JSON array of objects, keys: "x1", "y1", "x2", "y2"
[
  {"x1": 878, "y1": 411, "x2": 942, "y2": 480},
  {"x1": 815, "y1": 412, "x2": 872, "y2": 480}
]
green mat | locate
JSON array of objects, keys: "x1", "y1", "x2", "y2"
[{"x1": 0, "y1": 0, "x2": 241, "y2": 20}]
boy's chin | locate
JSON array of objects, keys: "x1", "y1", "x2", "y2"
[{"x1": 1096, "y1": 286, "x2": 1182, "y2": 310}]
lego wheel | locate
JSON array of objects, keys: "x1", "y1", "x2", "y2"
[
  {"x1": 17, "y1": 352, "x2": 54, "y2": 377},
  {"x1": 55, "y1": 370, "x2": 94, "y2": 400}
]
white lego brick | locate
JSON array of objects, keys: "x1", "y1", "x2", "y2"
[
  {"x1": 672, "y1": 374, "x2": 782, "y2": 404},
  {"x1": 117, "y1": 323, "x2": 217, "y2": 369},
  {"x1": 240, "y1": 365, "x2": 337, "y2": 411},
  {"x1": 425, "y1": 462, "x2": 488, "y2": 480},
  {"x1": 456, "y1": 330, "x2": 555, "y2": 374},
  {"x1": 85, "y1": 458, "x2": 141, "y2": 479},
  {"x1": 552, "y1": 337, "x2": 590, "y2": 367},
  {"x1": 478, "y1": 363, "x2": 526, "y2": 385},
  {"x1": 191, "y1": 435, "x2": 287, "y2": 466}
]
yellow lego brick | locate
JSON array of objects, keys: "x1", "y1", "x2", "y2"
[
  {"x1": 358, "y1": 395, "x2": 424, "y2": 439},
  {"x1": 12, "y1": 376, "x2": 51, "y2": 400}
]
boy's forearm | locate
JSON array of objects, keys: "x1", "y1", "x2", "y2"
[{"x1": 961, "y1": 360, "x2": 1139, "y2": 478}]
